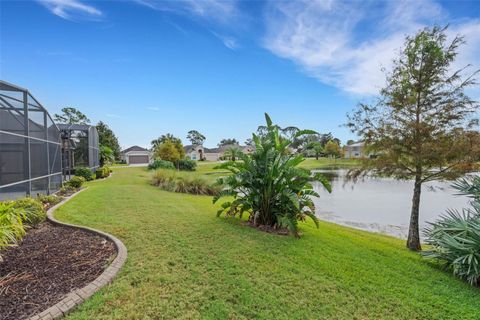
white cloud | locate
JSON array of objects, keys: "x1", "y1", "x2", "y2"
[
  {"x1": 210, "y1": 31, "x2": 239, "y2": 50},
  {"x1": 38, "y1": 0, "x2": 102, "y2": 20},
  {"x1": 134, "y1": 0, "x2": 237, "y2": 23},
  {"x1": 263, "y1": 0, "x2": 480, "y2": 96}
]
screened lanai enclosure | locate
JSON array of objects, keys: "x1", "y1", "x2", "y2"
[
  {"x1": 58, "y1": 124, "x2": 100, "y2": 175},
  {"x1": 0, "y1": 81, "x2": 63, "y2": 200}
]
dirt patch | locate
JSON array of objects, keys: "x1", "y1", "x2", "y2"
[
  {"x1": 0, "y1": 222, "x2": 116, "y2": 320},
  {"x1": 244, "y1": 221, "x2": 290, "y2": 236}
]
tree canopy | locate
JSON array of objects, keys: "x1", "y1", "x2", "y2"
[
  {"x1": 347, "y1": 26, "x2": 480, "y2": 250},
  {"x1": 54, "y1": 107, "x2": 90, "y2": 125},
  {"x1": 187, "y1": 130, "x2": 206, "y2": 146},
  {"x1": 97, "y1": 121, "x2": 121, "y2": 160},
  {"x1": 218, "y1": 138, "x2": 239, "y2": 147}
]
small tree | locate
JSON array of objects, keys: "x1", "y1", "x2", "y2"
[
  {"x1": 99, "y1": 145, "x2": 114, "y2": 166},
  {"x1": 97, "y1": 121, "x2": 121, "y2": 160},
  {"x1": 308, "y1": 142, "x2": 324, "y2": 160},
  {"x1": 324, "y1": 140, "x2": 341, "y2": 158},
  {"x1": 347, "y1": 26, "x2": 480, "y2": 250},
  {"x1": 187, "y1": 130, "x2": 206, "y2": 146},
  {"x1": 224, "y1": 146, "x2": 243, "y2": 162},
  {"x1": 155, "y1": 140, "x2": 181, "y2": 164},
  {"x1": 54, "y1": 107, "x2": 90, "y2": 124},
  {"x1": 218, "y1": 138, "x2": 239, "y2": 147},
  {"x1": 152, "y1": 134, "x2": 185, "y2": 159}
]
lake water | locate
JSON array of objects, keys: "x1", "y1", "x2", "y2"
[{"x1": 312, "y1": 170, "x2": 471, "y2": 239}]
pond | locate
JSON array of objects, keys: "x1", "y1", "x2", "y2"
[{"x1": 312, "y1": 170, "x2": 471, "y2": 240}]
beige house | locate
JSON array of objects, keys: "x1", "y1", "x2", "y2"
[
  {"x1": 121, "y1": 146, "x2": 152, "y2": 165},
  {"x1": 344, "y1": 142, "x2": 367, "y2": 158},
  {"x1": 184, "y1": 144, "x2": 254, "y2": 161}
]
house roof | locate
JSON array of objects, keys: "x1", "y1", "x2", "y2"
[
  {"x1": 122, "y1": 145, "x2": 149, "y2": 153},
  {"x1": 345, "y1": 142, "x2": 365, "y2": 148}
]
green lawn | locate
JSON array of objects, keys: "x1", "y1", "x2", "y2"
[{"x1": 54, "y1": 167, "x2": 479, "y2": 320}]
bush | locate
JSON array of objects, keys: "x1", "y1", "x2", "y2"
[
  {"x1": 12, "y1": 198, "x2": 46, "y2": 226},
  {"x1": 148, "y1": 160, "x2": 175, "y2": 170},
  {"x1": 423, "y1": 176, "x2": 480, "y2": 286},
  {"x1": 213, "y1": 114, "x2": 331, "y2": 237},
  {"x1": 151, "y1": 170, "x2": 220, "y2": 195},
  {"x1": 177, "y1": 159, "x2": 197, "y2": 171},
  {"x1": 151, "y1": 170, "x2": 177, "y2": 192},
  {"x1": 66, "y1": 176, "x2": 86, "y2": 189},
  {"x1": 57, "y1": 185, "x2": 77, "y2": 196},
  {"x1": 96, "y1": 166, "x2": 111, "y2": 179},
  {"x1": 0, "y1": 202, "x2": 26, "y2": 261},
  {"x1": 175, "y1": 177, "x2": 221, "y2": 196},
  {"x1": 37, "y1": 194, "x2": 63, "y2": 209},
  {"x1": 74, "y1": 167, "x2": 94, "y2": 181}
]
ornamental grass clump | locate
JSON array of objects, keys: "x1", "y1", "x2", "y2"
[
  {"x1": 213, "y1": 113, "x2": 332, "y2": 237},
  {"x1": 423, "y1": 176, "x2": 480, "y2": 286},
  {"x1": 0, "y1": 202, "x2": 26, "y2": 261}
]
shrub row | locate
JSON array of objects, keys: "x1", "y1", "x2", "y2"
[
  {"x1": 151, "y1": 170, "x2": 220, "y2": 196},
  {"x1": 96, "y1": 166, "x2": 111, "y2": 179},
  {"x1": 148, "y1": 159, "x2": 197, "y2": 171}
]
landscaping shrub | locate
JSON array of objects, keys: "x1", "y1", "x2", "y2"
[
  {"x1": 151, "y1": 170, "x2": 220, "y2": 195},
  {"x1": 66, "y1": 176, "x2": 86, "y2": 189},
  {"x1": 12, "y1": 198, "x2": 46, "y2": 226},
  {"x1": 423, "y1": 176, "x2": 480, "y2": 286},
  {"x1": 0, "y1": 202, "x2": 26, "y2": 261},
  {"x1": 37, "y1": 194, "x2": 63, "y2": 209},
  {"x1": 177, "y1": 159, "x2": 197, "y2": 171},
  {"x1": 96, "y1": 166, "x2": 111, "y2": 179},
  {"x1": 175, "y1": 177, "x2": 220, "y2": 196},
  {"x1": 58, "y1": 185, "x2": 77, "y2": 196},
  {"x1": 214, "y1": 113, "x2": 332, "y2": 237},
  {"x1": 74, "y1": 167, "x2": 94, "y2": 181},
  {"x1": 148, "y1": 159, "x2": 175, "y2": 170},
  {"x1": 151, "y1": 170, "x2": 177, "y2": 192}
]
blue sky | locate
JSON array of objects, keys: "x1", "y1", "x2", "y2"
[{"x1": 1, "y1": 0, "x2": 479, "y2": 149}]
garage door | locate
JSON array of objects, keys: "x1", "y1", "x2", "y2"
[{"x1": 128, "y1": 155, "x2": 149, "y2": 164}]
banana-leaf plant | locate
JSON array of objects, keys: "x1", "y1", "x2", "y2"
[{"x1": 213, "y1": 113, "x2": 331, "y2": 237}]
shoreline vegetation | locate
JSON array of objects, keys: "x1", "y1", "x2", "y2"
[{"x1": 49, "y1": 166, "x2": 479, "y2": 319}]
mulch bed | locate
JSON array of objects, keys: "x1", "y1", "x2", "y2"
[{"x1": 0, "y1": 222, "x2": 116, "y2": 320}]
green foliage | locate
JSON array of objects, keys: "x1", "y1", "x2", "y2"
[
  {"x1": 12, "y1": 198, "x2": 46, "y2": 226},
  {"x1": 100, "y1": 145, "x2": 115, "y2": 166},
  {"x1": 187, "y1": 130, "x2": 206, "y2": 146},
  {"x1": 423, "y1": 176, "x2": 480, "y2": 286},
  {"x1": 96, "y1": 166, "x2": 111, "y2": 179},
  {"x1": 223, "y1": 146, "x2": 243, "y2": 162},
  {"x1": 148, "y1": 159, "x2": 175, "y2": 170},
  {"x1": 324, "y1": 140, "x2": 341, "y2": 158},
  {"x1": 54, "y1": 107, "x2": 90, "y2": 124},
  {"x1": 97, "y1": 121, "x2": 121, "y2": 160},
  {"x1": 214, "y1": 113, "x2": 331, "y2": 237},
  {"x1": 58, "y1": 185, "x2": 77, "y2": 196},
  {"x1": 155, "y1": 140, "x2": 182, "y2": 163},
  {"x1": 0, "y1": 202, "x2": 26, "y2": 261},
  {"x1": 151, "y1": 170, "x2": 219, "y2": 195},
  {"x1": 151, "y1": 134, "x2": 185, "y2": 159},
  {"x1": 346, "y1": 26, "x2": 480, "y2": 250},
  {"x1": 66, "y1": 176, "x2": 86, "y2": 189},
  {"x1": 37, "y1": 194, "x2": 63, "y2": 208},
  {"x1": 177, "y1": 158, "x2": 197, "y2": 171},
  {"x1": 74, "y1": 167, "x2": 94, "y2": 181},
  {"x1": 218, "y1": 138, "x2": 239, "y2": 147}
]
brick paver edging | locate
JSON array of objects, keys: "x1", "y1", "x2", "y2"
[{"x1": 28, "y1": 187, "x2": 128, "y2": 320}]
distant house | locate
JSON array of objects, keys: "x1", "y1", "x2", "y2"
[
  {"x1": 344, "y1": 142, "x2": 368, "y2": 158},
  {"x1": 184, "y1": 144, "x2": 255, "y2": 161},
  {"x1": 121, "y1": 146, "x2": 152, "y2": 165}
]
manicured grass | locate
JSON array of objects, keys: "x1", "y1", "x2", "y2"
[
  {"x1": 300, "y1": 157, "x2": 360, "y2": 169},
  {"x1": 54, "y1": 167, "x2": 479, "y2": 320}
]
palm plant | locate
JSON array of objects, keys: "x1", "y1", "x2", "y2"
[
  {"x1": 213, "y1": 113, "x2": 331, "y2": 237},
  {"x1": 423, "y1": 176, "x2": 480, "y2": 286},
  {"x1": 224, "y1": 146, "x2": 243, "y2": 162}
]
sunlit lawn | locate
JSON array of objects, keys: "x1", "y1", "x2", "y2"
[{"x1": 54, "y1": 166, "x2": 479, "y2": 320}]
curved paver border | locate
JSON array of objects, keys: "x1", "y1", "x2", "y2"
[{"x1": 29, "y1": 187, "x2": 127, "y2": 320}]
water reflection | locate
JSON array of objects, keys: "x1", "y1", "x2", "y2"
[{"x1": 312, "y1": 170, "x2": 470, "y2": 239}]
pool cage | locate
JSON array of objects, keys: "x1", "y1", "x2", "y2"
[
  {"x1": 0, "y1": 80, "x2": 63, "y2": 200},
  {"x1": 58, "y1": 124, "x2": 100, "y2": 177}
]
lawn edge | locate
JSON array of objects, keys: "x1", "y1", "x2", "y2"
[{"x1": 28, "y1": 188, "x2": 128, "y2": 320}]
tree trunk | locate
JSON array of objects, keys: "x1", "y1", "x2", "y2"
[{"x1": 407, "y1": 177, "x2": 422, "y2": 251}]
